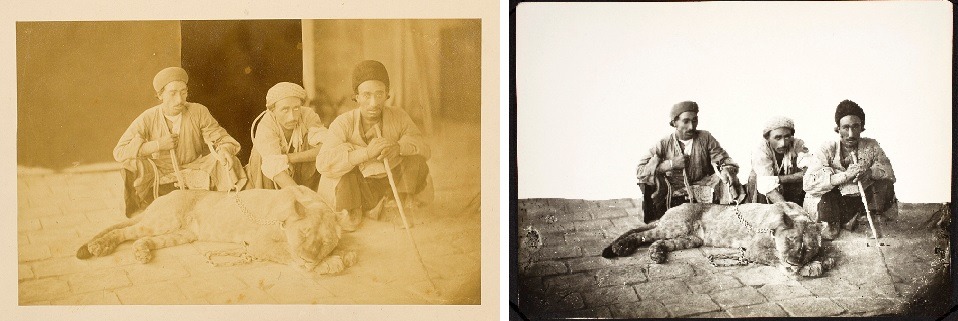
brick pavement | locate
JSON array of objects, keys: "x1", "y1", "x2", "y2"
[
  {"x1": 18, "y1": 122, "x2": 481, "y2": 305},
  {"x1": 516, "y1": 198, "x2": 951, "y2": 318}
]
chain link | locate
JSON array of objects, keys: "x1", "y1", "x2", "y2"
[
  {"x1": 706, "y1": 204, "x2": 776, "y2": 267},
  {"x1": 231, "y1": 190, "x2": 283, "y2": 226},
  {"x1": 707, "y1": 248, "x2": 749, "y2": 267},
  {"x1": 204, "y1": 247, "x2": 267, "y2": 267},
  {"x1": 731, "y1": 204, "x2": 773, "y2": 235},
  {"x1": 202, "y1": 191, "x2": 283, "y2": 267}
]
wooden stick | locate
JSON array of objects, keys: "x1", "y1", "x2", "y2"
[
  {"x1": 682, "y1": 168, "x2": 695, "y2": 203},
  {"x1": 170, "y1": 150, "x2": 186, "y2": 190},
  {"x1": 207, "y1": 142, "x2": 224, "y2": 163},
  {"x1": 373, "y1": 125, "x2": 439, "y2": 294},
  {"x1": 207, "y1": 141, "x2": 240, "y2": 191},
  {"x1": 674, "y1": 138, "x2": 695, "y2": 203},
  {"x1": 852, "y1": 152, "x2": 879, "y2": 239}
]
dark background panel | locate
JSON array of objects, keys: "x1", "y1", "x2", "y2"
[{"x1": 180, "y1": 20, "x2": 304, "y2": 165}]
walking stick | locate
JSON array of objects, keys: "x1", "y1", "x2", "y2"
[
  {"x1": 674, "y1": 138, "x2": 695, "y2": 203},
  {"x1": 852, "y1": 151, "x2": 898, "y2": 296},
  {"x1": 683, "y1": 168, "x2": 695, "y2": 203},
  {"x1": 170, "y1": 150, "x2": 187, "y2": 190},
  {"x1": 853, "y1": 151, "x2": 879, "y2": 239},
  {"x1": 373, "y1": 125, "x2": 440, "y2": 296},
  {"x1": 207, "y1": 142, "x2": 240, "y2": 191}
]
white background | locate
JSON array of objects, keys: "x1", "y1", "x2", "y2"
[{"x1": 517, "y1": 2, "x2": 952, "y2": 203}]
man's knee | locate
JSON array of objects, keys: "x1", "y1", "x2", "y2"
[
  {"x1": 401, "y1": 155, "x2": 429, "y2": 172},
  {"x1": 334, "y1": 169, "x2": 364, "y2": 195},
  {"x1": 869, "y1": 179, "x2": 895, "y2": 196},
  {"x1": 398, "y1": 155, "x2": 430, "y2": 193},
  {"x1": 866, "y1": 179, "x2": 896, "y2": 211}
]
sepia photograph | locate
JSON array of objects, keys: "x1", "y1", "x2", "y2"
[
  {"x1": 515, "y1": 1, "x2": 952, "y2": 319},
  {"x1": 5, "y1": 0, "x2": 501, "y2": 318},
  {"x1": 15, "y1": 18, "x2": 481, "y2": 305}
]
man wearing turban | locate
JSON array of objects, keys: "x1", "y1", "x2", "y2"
[
  {"x1": 746, "y1": 116, "x2": 809, "y2": 205},
  {"x1": 803, "y1": 100, "x2": 898, "y2": 239},
  {"x1": 635, "y1": 101, "x2": 742, "y2": 223},
  {"x1": 315, "y1": 60, "x2": 432, "y2": 231},
  {"x1": 246, "y1": 82, "x2": 328, "y2": 190},
  {"x1": 114, "y1": 67, "x2": 245, "y2": 216}
]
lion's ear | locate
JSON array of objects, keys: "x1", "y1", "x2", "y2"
[
  {"x1": 780, "y1": 209, "x2": 795, "y2": 229},
  {"x1": 285, "y1": 185, "x2": 327, "y2": 217},
  {"x1": 292, "y1": 200, "x2": 308, "y2": 220}
]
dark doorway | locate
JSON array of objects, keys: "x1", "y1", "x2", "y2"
[{"x1": 180, "y1": 20, "x2": 304, "y2": 165}]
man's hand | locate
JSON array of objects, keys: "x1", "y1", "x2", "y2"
[
  {"x1": 157, "y1": 134, "x2": 178, "y2": 151},
  {"x1": 218, "y1": 149, "x2": 233, "y2": 168},
  {"x1": 367, "y1": 138, "x2": 389, "y2": 157},
  {"x1": 845, "y1": 163, "x2": 863, "y2": 180},
  {"x1": 378, "y1": 142, "x2": 400, "y2": 161},
  {"x1": 719, "y1": 167, "x2": 734, "y2": 184},
  {"x1": 671, "y1": 155, "x2": 687, "y2": 170},
  {"x1": 766, "y1": 190, "x2": 786, "y2": 204}
]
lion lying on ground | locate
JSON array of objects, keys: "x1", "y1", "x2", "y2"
[
  {"x1": 76, "y1": 185, "x2": 355, "y2": 273},
  {"x1": 602, "y1": 202, "x2": 830, "y2": 277}
]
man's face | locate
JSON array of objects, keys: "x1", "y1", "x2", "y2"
[
  {"x1": 766, "y1": 127, "x2": 795, "y2": 154},
  {"x1": 356, "y1": 80, "x2": 387, "y2": 122},
  {"x1": 159, "y1": 81, "x2": 189, "y2": 116},
  {"x1": 673, "y1": 111, "x2": 698, "y2": 140},
  {"x1": 837, "y1": 115, "x2": 863, "y2": 148},
  {"x1": 270, "y1": 97, "x2": 303, "y2": 131}
]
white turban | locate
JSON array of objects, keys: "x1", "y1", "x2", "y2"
[
  {"x1": 762, "y1": 116, "x2": 795, "y2": 136},
  {"x1": 265, "y1": 82, "x2": 307, "y2": 108},
  {"x1": 152, "y1": 67, "x2": 189, "y2": 93}
]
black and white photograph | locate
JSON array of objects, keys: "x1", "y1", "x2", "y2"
[
  {"x1": 515, "y1": 2, "x2": 951, "y2": 319},
  {"x1": 5, "y1": 0, "x2": 501, "y2": 319}
]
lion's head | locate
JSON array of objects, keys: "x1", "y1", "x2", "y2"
[
  {"x1": 742, "y1": 202, "x2": 824, "y2": 275},
  {"x1": 773, "y1": 220, "x2": 822, "y2": 273},
  {"x1": 277, "y1": 186, "x2": 342, "y2": 272},
  {"x1": 283, "y1": 209, "x2": 340, "y2": 271}
]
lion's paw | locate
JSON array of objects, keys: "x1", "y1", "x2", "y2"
[
  {"x1": 132, "y1": 239, "x2": 154, "y2": 264},
  {"x1": 648, "y1": 244, "x2": 666, "y2": 264},
  {"x1": 342, "y1": 251, "x2": 358, "y2": 267},
  {"x1": 318, "y1": 256, "x2": 346, "y2": 274},
  {"x1": 87, "y1": 238, "x2": 116, "y2": 257}
]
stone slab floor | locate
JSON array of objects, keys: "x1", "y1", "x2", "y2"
[
  {"x1": 18, "y1": 121, "x2": 481, "y2": 305},
  {"x1": 515, "y1": 198, "x2": 951, "y2": 318}
]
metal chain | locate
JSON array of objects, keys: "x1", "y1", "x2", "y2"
[
  {"x1": 204, "y1": 246, "x2": 267, "y2": 267},
  {"x1": 231, "y1": 190, "x2": 283, "y2": 226},
  {"x1": 707, "y1": 248, "x2": 749, "y2": 267},
  {"x1": 202, "y1": 191, "x2": 282, "y2": 267},
  {"x1": 706, "y1": 204, "x2": 775, "y2": 267},
  {"x1": 731, "y1": 204, "x2": 773, "y2": 235},
  {"x1": 205, "y1": 248, "x2": 253, "y2": 267}
]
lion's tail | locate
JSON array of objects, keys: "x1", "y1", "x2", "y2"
[
  {"x1": 602, "y1": 222, "x2": 659, "y2": 258},
  {"x1": 76, "y1": 215, "x2": 142, "y2": 259}
]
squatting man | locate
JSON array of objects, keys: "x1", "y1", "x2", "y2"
[
  {"x1": 636, "y1": 100, "x2": 897, "y2": 240},
  {"x1": 115, "y1": 60, "x2": 435, "y2": 231}
]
